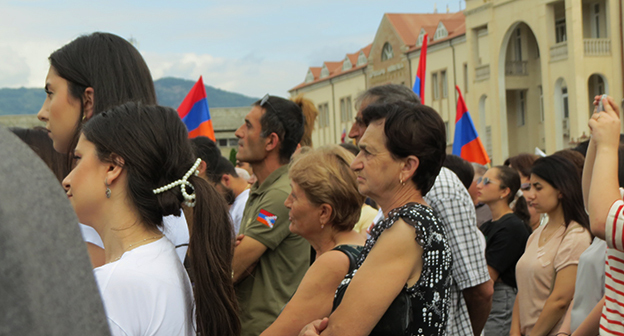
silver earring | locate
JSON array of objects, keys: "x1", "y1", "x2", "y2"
[{"x1": 105, "y1": 179, "x2": 111, "y2": 199}]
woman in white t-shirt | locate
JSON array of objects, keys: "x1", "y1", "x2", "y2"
[{"x1": 62, "y1": 102, "x2": 240, "y2": 336}]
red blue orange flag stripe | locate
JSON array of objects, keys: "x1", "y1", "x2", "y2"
[
  {"x1": 413, "y1": 33, "x2": 428, "y2": 104},
  {"x1": 452, "y1": 85, "x2": 490, "y2": 165},
  {"x1": 177, "y1": 76, "x2": 216, "y2": 141}
]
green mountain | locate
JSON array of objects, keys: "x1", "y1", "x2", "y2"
[
  {"x1": 154, "y1": 77, "x2": 257, "y2": 109},
  {"x1": 0, "y1": 77, "x2": 258, "y2": 116}
]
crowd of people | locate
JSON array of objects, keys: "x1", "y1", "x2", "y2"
[{"x1": 3, "y1": 31, "x2": 624, "y2": 336}]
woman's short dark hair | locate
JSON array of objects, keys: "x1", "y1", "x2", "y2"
[
  {"x1": 82, "y1": 103, "x2": 239, "y2": 336},
  {"x1": 50, "y1": 32, "x2": 156, "y2": 159},
  {"x1": 531, "y1": 155, "x2": 590, "y2": 230},
  {"x1": 362, "y1": 101, "x2": 446, "y2": 195},
  {"x1": 253, "y1": 96, "x2": 304, "y2": 163},
  {"x1": 10, "y1": 127, "x2": 71, "y2": 183}
]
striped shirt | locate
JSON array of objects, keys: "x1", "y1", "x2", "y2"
[{"x1": 601, "y1": 197, "x2": 624, "y2": 335}]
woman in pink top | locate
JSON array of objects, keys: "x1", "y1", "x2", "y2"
[{"x1": 511, "y1": 155, "x2": 592, "y2": 336}]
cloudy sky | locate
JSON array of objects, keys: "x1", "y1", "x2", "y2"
[{"x1": 0, "y1": 0, "x2": 465, "y2": 98}]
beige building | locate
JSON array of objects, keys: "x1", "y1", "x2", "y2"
[
  {"x1": 290, "y1": 12, "x2": 468, "y2": 153},
  {"x1": 290, "y1": 0, "x2": 624, "y2": 164},
  {"x1": 465, "y1": 0, "x2": 623, "y2": 163}
]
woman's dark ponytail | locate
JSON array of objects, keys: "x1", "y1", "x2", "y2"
[
  {"x1": 188, "y1": 175, "x2": 241, "y2": 336},
  {"x1": 513, "y1": 195, "x2": 531, "y2": 229}
]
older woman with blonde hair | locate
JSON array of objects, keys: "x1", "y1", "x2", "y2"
[{"x1": 260, "y1": 145, "x2": 365, "y2": 336}]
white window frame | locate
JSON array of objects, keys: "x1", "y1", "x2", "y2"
[
  {"x1": 432, "y1": 73, "x2": 439, "y2": 100},
  {"x1": 381, "y1": 42, "x2": 394, "y2": 61},
  {"x1": 320, "y1": 65, "x2": 329, "y2": 78},
  {"x1": 305, "y1": 69, "x2": 315, "y2": 83},
  {"x1": 591, "y1": 3, "x2": 601, "y2": 38},
  {"x1": 517, "y1": 90, "x2": 526, "y2": 126},
  {"x1": 562, "y1": 87, "x2": 569, "y2": 119},
  {"x1": 555, "y1": 18, "x2": 567, "y2": 43},
  {"x1": 417, "y1": 29, "x2": 426, "y2": 47},
  {"x1": 434, "y1": 22, "x2": 448, "y2": 40},
  {"x1": 538, "y1": 86, "x2": 544, "y2": 123},
  {"x1": 342, "y1": 57, "x2": 352, "y2": 71},
  {"x1": 515, "y1": 28, "x2": 522, "y2": 61},
  {"x1": 356, "y1": 51, "x2": 367, "y2": 66},
  {"x1": 441, "y1": 70, "x2": 448, "y2": 99}
]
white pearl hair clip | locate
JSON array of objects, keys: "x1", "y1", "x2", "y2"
[{"x1": 152, "y1": 158, "x2": 202, "y2": 207}]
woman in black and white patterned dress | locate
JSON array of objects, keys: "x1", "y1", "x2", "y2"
[{"x1": 300, "y1": 101, "x2": 452, "y2": 336}]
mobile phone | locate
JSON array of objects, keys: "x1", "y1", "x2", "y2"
[{"x1": 598, "y1": 94, "x2": 608, "y2": 112}]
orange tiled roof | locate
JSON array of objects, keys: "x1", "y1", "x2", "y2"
[
  {"x1": 290, "y1": 44, "x2": 372, "y2": 92},
  {"x1": 290, "y1": 12, "x2": 466, "y2": 91},
  {"x1": 324, "y1": 61, "x2": 343, "y2": 75},
  {"x1": 346, "y1": 52, "x2": 359, "y2": 68},
  {"x1": 385, "y1": 12, "x2": 465, "y2": 52},
  {"x1": 309, "y1": 67, "x2": 322, "y2": 78}
]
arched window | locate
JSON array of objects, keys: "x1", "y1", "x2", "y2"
[{"x1": 381, "y1": 42, "x2": 394, "y2": 61}]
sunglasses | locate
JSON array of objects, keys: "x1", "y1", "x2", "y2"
[
  {"x1": 520, "y1": 183, "x2": 531, "y2": 191},
  {"x1": 260, "y1": 94, "x2": 279, "y2": 114},
  {"x1": 259, "y1": 93, "x2": 286, "y2": 131},
  {"x1": 477, "y1": 176, "x2": 501, "y2": 186}
]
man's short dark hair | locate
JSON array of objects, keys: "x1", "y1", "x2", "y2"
[
  {"x1": 207, "y1": 156, "x2": 239, "y2": 184},
  {"x1": 443, "y1": 155, "x2": 474, "y2": 191},
  {"x1": 355, "y1": 84, "x2": 421, "y2": 111},
  {"x1": 190, "y1": 136, "x2": 221, "y2": 175},
  {"x1": 253, "y1": 96, "x2": 304, "y2": 163}
]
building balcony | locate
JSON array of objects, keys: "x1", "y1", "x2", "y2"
[
  {"x1": 549, "y1": 41, "x2": 568, "y2": 62},
  {"x1": 505, "y1": 61, "x2": 528, "y2": 76},
  {"x1": 584, "y1": 38, "x2": 611, "y2": 56},
  {"x1": 475, "y1": 64, "x2": 490, "y2": 81}
]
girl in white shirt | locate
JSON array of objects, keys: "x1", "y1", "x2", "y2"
[{"x1": 62, "y1": 102, "x2": 240, "y2": 336}]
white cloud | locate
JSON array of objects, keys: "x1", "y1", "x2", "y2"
[
  {"x1": 0, "y1": 46, "x2": 30, "y2": 87},
  {"x1": 144, "y1": 52, "x2": 308, "y2": 98}
]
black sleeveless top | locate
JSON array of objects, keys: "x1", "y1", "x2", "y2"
[{"x1": 334, "y1": 203, "x2": 453, "y2": 336}]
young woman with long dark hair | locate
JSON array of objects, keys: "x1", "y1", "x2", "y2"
[
  {"x1": 62, "y1": 102, "x2": 240, "y2": 336},
  {"x1": 510, "y1": 155, "x2": 591, "y2": 336},
  {"x1": 476, "y1": 166, "x2": 531, "y2": 335},
  {"x1": 36, "y1": 32, "x2": 189, "y2": 266}
]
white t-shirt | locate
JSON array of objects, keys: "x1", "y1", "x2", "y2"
[
  {"x1": 93, "y1": 237, "x2": 195, "y2": 336},
  {"x1": 80, "y1": 223, "x2": 104, "y2": 248},
  {"x1": 229, "y1": 189, "x2": 250, "y2": 234},
  {"x1": 79, "y1": 212, "x2": 190, "y2": 263}
]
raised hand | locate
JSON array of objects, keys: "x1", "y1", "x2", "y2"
[{"x1": 588, "y1": 95, "x2": 621, "y2": 148}]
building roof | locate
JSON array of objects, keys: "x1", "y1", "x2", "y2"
[
  {"x1": 385, "y1": 12, "x2": 465, "y2": 50},
  {"x1": 290, "y1": 44, "x2": 372, "y2": 92},
  {"x1": 290, "y1": 12, "x2": 466, "y2": 92}
]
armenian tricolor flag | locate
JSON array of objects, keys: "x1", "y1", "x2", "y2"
[
  {"x1": 413, "y1": 33, "x2": 428, "y2": 104},
  {"x1": 257, "y1": 209, "x2": 277, "y2": 229},
  {"x1": 452, "y1": 85, "x2": 490, "y2": 165},
  {"x1": 177, "y1": 76, "x2": 215, "y2": 140}
]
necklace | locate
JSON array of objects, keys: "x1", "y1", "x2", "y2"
[
  {"x1": 109, "y1": 235, "x2": 163, "y2": 263},
  {"x1": 539, "y1": 221, "x2": 563, "y2": 245}
]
